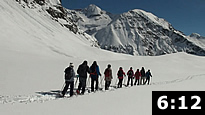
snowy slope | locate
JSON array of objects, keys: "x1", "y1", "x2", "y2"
[
  {"x1": 73, "y1": 5, "x2": 205, "y2": 56},
  {"x1": 188, "y1": 33, "x2": 205, "y2": 49},
  {"x1": 0, "y1": 0, "x2": 100, "y2": 58},
  {"x1": 67, "y1": 4, "x2": 113, "y2": 35},
  {"x1": 1, "y1": 51, "x2": 205, "y2": 115},
  {"x1": 0, "y1": 1, "x2": 205, "y2": 115}
]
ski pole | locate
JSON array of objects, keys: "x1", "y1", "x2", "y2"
[
  {"x1": 86, "y1": 75, "x2": 91, "y2": 93},
  {"x1": 74, "y1": 75, "x2": 79, "y2": 88},
  {"x1": 61, "y1": 82, "x2": 65, "y2": 92},
  {"x1": 123, "y1": 75, "x2": 126, "y2": 85},
  {"x1": 87, "y1": 75, "x2": 91, "y2": 87},
  {"x1": 97, "y1": 76, "x2": 103, "y2": 90},
  {"x1": 115, "y1": 78, "x2": 118, "y2": 87},
  {"x1": 89, "y1": 75, "x2": 91, "y2": 87},
  {"x1": 100, "y1": 76, "x2": 104, "y2": 88}
]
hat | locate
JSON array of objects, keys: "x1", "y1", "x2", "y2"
[
  {"x1": 70, "y1": 63, "x2": 74, "y2": 67},
  {"x1": 108, "y1": 64, "x2": 111, "y2": 68},
  {"x1": 83, "y1": 60, "x2": 87, "y2": 65}
]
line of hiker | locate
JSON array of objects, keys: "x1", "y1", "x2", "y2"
[
  {"x1": 60, "y1": 60, "x2": 152, "y2": 97},
  {"x1": 117, "y1": 67, "x2": 152, "y2": 88}
]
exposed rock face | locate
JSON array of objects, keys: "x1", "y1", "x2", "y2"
[
  {"x1": 72, "y1": 6, "x2": 205, "y2": 56},
  {"x1": 15, "y1": 0, "x2": 99, "y2": 47},
  {"x1": 15, "y1": 1, "x2": 205, "y2": 56}
]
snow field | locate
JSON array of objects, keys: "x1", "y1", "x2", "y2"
[
  {"x1": 0, "y1": 1, "x2": 205, "y2": 115},
  {"x1": 1, "y1": 50, "x2": 205, "y2": 115}
]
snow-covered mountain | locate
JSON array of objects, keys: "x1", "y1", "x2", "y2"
[
  {"x1": 71, "y1": 4, "x2": 205, "y2": 56},
  {"x1": 3, "y1": 1, "x2": 204, "y2": 56},
  {"x1": 0, "y1": 0, "x2": 101, "y2": 59},
  {"x1": 1, "y1": 1, "x2": 205, "y2": 115},
  {"x1": 66, "y1": 4, "x2": 114, "y2": 35}
]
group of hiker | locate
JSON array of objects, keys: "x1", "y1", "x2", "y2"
[{"x1": 61, "y1": 60, "x2": 152, "y2": 97}]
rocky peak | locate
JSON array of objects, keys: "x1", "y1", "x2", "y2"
[
  {"x1": 93, "y1": 8, "x2": 205, "y2": 56},
  {"x1": 69, "y1": 4, "x2": 205, "y2": 56},
  {"x1": 84, "y1": 4, "x2": 103, "y2": 18},
  {"x1": 190, "y1": 33, "x2": 205, "y2": 39}
]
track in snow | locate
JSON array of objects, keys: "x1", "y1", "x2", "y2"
[{"x1": 151, "y1": 74, "x2": 205, "y2": 85}]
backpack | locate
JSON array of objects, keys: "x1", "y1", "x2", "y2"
[
  {"x1": 141, "y1": 69, "x2": 145, "y2": 77},
  {"x1": 128, "y1": 70, "x2": 133, "y2": 76},
  {"x1": 104, "y1": 68, "x2": 110, "y2": 77},
  {"x1": 64, "y1": 67, "x2": 72, "y2": 80},
  {"x1": 118, "y1": 70, "x2": 123, "y2": 77},
  {"x1": 77, "y1": 64, "x2": 87, "y2": 76},
  {"x1": 90, "y1": 65, "x2": 97, "y2": 75},
  {"x1": 145, "y1": 71, "x2": 151, "y2": 78}
]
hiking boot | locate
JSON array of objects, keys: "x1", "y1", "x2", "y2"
[
  {"x1": 81, "y1": 92, "x2": 84, "y2": 95},
  {"x1": 59, "y1": 93, "x2": 64, "y2": 97}
]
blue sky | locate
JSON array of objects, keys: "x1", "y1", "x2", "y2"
[{"x1": 62, "y1": 0, "x2": 205, "y2": 36}]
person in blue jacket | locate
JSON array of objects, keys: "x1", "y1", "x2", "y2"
[
  {"x1": 90, "y1": 61, "x2": 101, "y2": 92},
  {"x1": 144, "y1": 70, "x2": 152, "y2": 85}
]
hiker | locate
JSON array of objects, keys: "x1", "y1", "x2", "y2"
[
  {"x1": 90, "y1": 61, "x2": 101, "y2": 92},
  {"x1": 144, "y1": 70, "x2": 152, "y2": 85},
  {"x1": 104, "y1": 64, "x2": 113, "y2": 90},
  {"x1": 140, "y1": 67, "x2": 146, "y2": 85},
  {"x1": 61, "y1": 63, "x2": 75, "y2": 97},
  {"x1": 76, "y1": 61, "x2": 90, "y2": 94},
  {"x1": 127, "y1": 67, "x2": 134, "y2": 86},
  {"x1": 134, "y1": 69, "x2": 141, "y2": 85},
  {"x1": 117, "y1": 67, "x2": 125, "y2": 88}
]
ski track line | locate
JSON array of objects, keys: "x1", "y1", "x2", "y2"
[
  {"x1": 151, "y1": 74, "x2": 205, "y2": 85},
  {"x1": 1, "y1": 74, "x2": 205, "y2": 105},
  {"x1": 0, "y1": 94, "x2": 56, "y2": 104}
]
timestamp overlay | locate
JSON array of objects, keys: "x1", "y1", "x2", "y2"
[{"x1": 152, "y1": 91, "x2": 205, "y2": 114}]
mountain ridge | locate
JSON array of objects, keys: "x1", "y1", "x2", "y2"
[
  {"x1": 2, "y1": 1, "x2": 205, "y2": 56},
  {"x1": 70, "y1": 4, "x2": 205, "y2": 56}
]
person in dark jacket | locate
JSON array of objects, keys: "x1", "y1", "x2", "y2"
[
  {"x1": 127, "y1": 67, "x2": 134, "y2": 86},
  {"x1": 76, "y1": 61, "x2": 90, "y2": 94},
  {"x1": 144, "y1": 70, "x2": 152, "y2": 85},
  {"x1": 140, "y1": 67, "x2": 146, "y2": 85},
  {"x1": 134, "y1": 69, "x2": 141, "y2": 85},
  {"x1": 104, "y1": 64, "x2": 113, "y2": 90},
  {"x1": 61, "y1": 63, "x2": 75, "y2": 97},
  {"x1": 117, "y1": 67, "x2": 125, "y2": 88},
  {"x1": 90, "y1": 61, "x2": 101, "y2": 92}
]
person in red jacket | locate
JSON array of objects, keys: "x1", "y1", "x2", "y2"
[
  {"x1": 134, "y1": 69, "x2": 141, "y2": 85},
  {"x1": 117, "y1": 67, "x2": 125, "y2": 88},
  {"x1": 127, "y1": 67, "x2": 134, "y2": 86},
  {"x1": 104, "y1": 64, "x2": 113, "y2": 90}
]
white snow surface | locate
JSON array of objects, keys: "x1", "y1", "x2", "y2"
[
  {"x1": 131, "y1": 9, "x2": 170, "y2": 30},
  {"x1": 0, "y1": 1, "x2": 205, "y2": 115}
]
